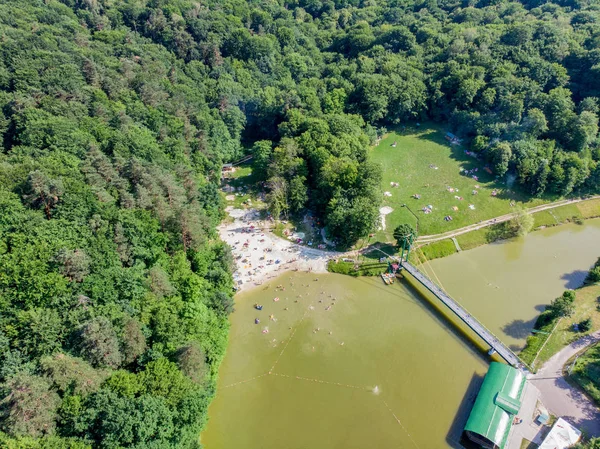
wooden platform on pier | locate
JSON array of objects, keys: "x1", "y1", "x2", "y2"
[{"x1": 401, "y1": 261, "x2": 522, "y2": 367}]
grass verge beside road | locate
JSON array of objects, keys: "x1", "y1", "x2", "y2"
[
  {"x1": 569, "y1": 343, "x2": 600, "y2": 406},
  {"x1": 520, "y1": 283, "x2": 600, "y2": 371},
  {"x1": 420, "y1": 239, "x2": 456, "y2": 260}
]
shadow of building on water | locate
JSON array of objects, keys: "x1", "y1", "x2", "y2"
[{"x1": 446, "y1": 372, "x2": 485, "y2": 449}]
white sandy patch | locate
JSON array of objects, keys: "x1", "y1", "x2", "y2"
[
  {"x1": 378, "y1": 206, "x2": 394, "y2": 231},
  {"x1": 219, "y1": 208, "x2": 340, "y2": 292},
  {"x1": 225, "y1": 194, "x2": 235, "y2": 201}
]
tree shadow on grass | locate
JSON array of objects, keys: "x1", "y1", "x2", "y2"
[
  {"x1": 418, "y1": 130, "x2": 546, "y2": 203},
  {"x1": 484, "y1": 222, "x2": 517, "y2": 243},
  {"x1": 222, "y1": 162, "x2": 263, "y2": 196},
  {"x1": 362, "y1": 243, "x2": 398, "y2": 261},
  {"x1": 418, "y1": 130, "x2": 478, "y2": 165},
  {"x1": 418, "y1": 130, "x2": 500, "y2": 181}
]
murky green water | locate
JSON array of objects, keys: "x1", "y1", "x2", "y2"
[
  {"x1": 428, "y1": 219, "x2": 600, "y2": 352},
  {"x1": 202, "y1": 219, "x2": 600, "y2": 448}
]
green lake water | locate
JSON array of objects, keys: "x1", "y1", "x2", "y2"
[{"x1": 202, "y1": 219, "x2": 600, "y2": 449}]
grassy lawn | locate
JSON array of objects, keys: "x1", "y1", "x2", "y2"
[
  {"x1": 570, "y1": 345, "x2": 600, "y2": 404},
  {"x1": 577, "y1": 198, "x2": 600, "y2": 218},
  {"x1": 533, "y1": 199, "x2": 600, "y2": 228},
  {"x1": 419, "y1": 239, "x2": 456, "y2": 260},
  {"x1": 570, "y1": 342, "x2": 600, "y2": 405},
  {"x1": 417, "y1": 221, "x2": 516, "y2": 261},
  {"x1": 523, "y1": 283, "x2": 600, "y2": 370},
  {"x1": 222, "y1": 164, "x2": 266, "y2": 210},
  {"x1": 455, "y1": 227, "x2": 489, "y2": 251},
  {"x1": 371, "y1": 123, "x2": 548, "y2": 241}
]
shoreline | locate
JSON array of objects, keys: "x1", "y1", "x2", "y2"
[
  {"x1": 417, "y1": 197, "x2": 600, "y2": 262},
  {"x1": 416, "y1": 195, "x2": 600, "y2": 244},
  {"x1": 219, "y1": 207, "x2": 340, "y2": 293},
  {"x1": 221, "y1": 197, "x2": 600, "y2": 291}
]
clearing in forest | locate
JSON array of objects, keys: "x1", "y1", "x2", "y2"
[{"x1": 371, "y1": 123, "x2": 548, "y2": 241}]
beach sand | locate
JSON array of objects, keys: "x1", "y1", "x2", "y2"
[{"x1": 219, "y1": 207, "x2": 339, "y2": 292}]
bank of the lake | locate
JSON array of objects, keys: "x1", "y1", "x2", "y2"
[
  {"x1": 419, "y1": 197, "x2": 600, "y2": 261},
  {"x1": 203, "y1": 220, "x2": 600, "y2": 448},
  {"x1": 426, "y1": 219, "x2": 600, "y2": 353}
]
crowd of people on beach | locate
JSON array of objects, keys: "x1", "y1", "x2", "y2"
[{"x1": 221, "y1": 208, "x2": 332, "y2": 291}]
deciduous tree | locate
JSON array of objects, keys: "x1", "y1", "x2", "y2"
[
  {"x1": 0, "y1": 374, "x2": 60, "y2": 438},
  {"x1": 78, "y1": 318, "x2": 122, "y2": 369}
]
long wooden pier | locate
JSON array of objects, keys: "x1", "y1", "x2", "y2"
[{"x1": 401, "y1": 261, "x2": 522, "y2": 368}]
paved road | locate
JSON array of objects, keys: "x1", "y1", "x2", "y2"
[
  {"x1": 529, "y1": 330, "x2": 600, "y2": 437},
  {"x1": 416, "y1": 196, "x2": 600, "y2": 244}
]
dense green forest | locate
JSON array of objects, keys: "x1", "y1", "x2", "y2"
[
  {"x1": 0, "y1": 1, "x2": 236, "y2": 448},
  {"x1": 61, "y1": 0, "x2": 600, "y2": 242},
  {"x1": 2, "y1": 0, "x2": 600, "y2": 447}
]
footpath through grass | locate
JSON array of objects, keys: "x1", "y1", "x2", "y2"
[
  {"x1": 371, "y1": 123, "x2": 547, "y2": 241},
  {"x1": 419, "y1": 198, "x2": 600, "y2": 261}
]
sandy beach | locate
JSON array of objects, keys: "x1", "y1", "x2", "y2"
[{"x1": 219, "y1": 207, "x2": 340, "y2": 292}]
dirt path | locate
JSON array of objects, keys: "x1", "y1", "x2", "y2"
[
  {"x1": 529, "y1": 330, "x2": 600, "y2": 437},
  {"x1": 417, "y1": 196, "x2": 600, "y2": 244}
]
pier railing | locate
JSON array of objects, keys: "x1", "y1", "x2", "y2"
[{"x1": 401, "y1": 261, "x2": 525, "y2": 369}]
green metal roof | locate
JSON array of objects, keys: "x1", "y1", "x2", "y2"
[
  {"x1": 495, "y1": 392, "x2": 521, "y2": 415},
  {"x1": 464, "y1": 362, "x2": 526, "y2": 449}
]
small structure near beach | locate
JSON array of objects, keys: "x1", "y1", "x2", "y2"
[
  {"x1": 221, "y1": 163, "x2": 234, "y2": 179},
  {"x1": 445, "y1": 132, "x2": 460, "y2": 144},
  {"x1": 464, "y1": 362, "x2": 526, "y2": 449}
]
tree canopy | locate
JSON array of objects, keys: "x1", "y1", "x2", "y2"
[
  {"x1": 3, "y1": 0, "x2": 600, "y2": 446},
  {"x1": 0, "y1": 1, "x2": 235, "y2": 446}
]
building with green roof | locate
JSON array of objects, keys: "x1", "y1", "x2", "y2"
[{"x1": 464, "y1": 362, "x2": 526, "y2": 449}]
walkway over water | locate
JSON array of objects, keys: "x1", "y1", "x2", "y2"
[{"x1": 401, "y1": 261, "x2": 522, "y2": 368}]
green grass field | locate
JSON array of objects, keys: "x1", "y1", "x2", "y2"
[
  {"x1": 534, "y1": 198, "x2": 600, "y2": 228},
  {"x1": 517, "y1": 283, "x2": 600, "y2": 370},
  {"x1": 535, "y1": 284, "x2": 600, "y2": 365},
  {"x1": 419, "y1": 199, "x2": 600, "y2": 262},
  {"x1": 418, "y1": 239, "x2": 456, "y2": 260},
  {"x1": 371, "y1": 124, "x2": 548, "y2": 241},
  {"x1": 222, "y1": 164, "x2": 267, "y2": 209},
  {"x1": 570, "y1": 342, "x2": 600, "y2": 406}
]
